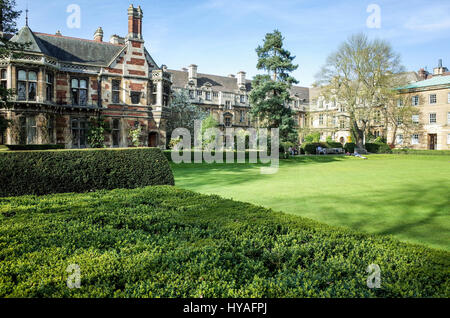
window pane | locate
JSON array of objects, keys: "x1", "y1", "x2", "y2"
[
  {"x1": 17, "y1": 81, "x2": 26, "y2": 100},
  {"x1": 28, "y1": 82, "x2": 36, "y2": 100},
  {"x1": 72, "y1": 89, "x2": 79, "y2": 105},
  {"x1": 79, "y1": 89, "x2": 87, "y2": 106},
  {"x1": 79, "y1": 79, "x2": 87, "y2": 89},
  {"x1": 71, "y1": 79, "x2": 78, "y2": 88},
  {"x1": 1, "y1": 69, "x2": 6, "y2": 79},
  {"x1": 28, "y1": 71, "x2": 37, "y2": 81},
  {"x1": 18, "y1": 70, "x2": 27, "y2": 81}
]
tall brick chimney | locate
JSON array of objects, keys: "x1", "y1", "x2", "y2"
[
  {"x1": 94, "y1": 27, "x2": 103, "y2": 42},
  {"x1": 128, "y1": 4, "x2": 143, "y2": 40}
]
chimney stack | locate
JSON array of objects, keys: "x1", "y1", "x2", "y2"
[
  {"x1": 110, "y1": 34, "x2": 125, "y2": 45},
  {"x1": 188, "y1": 64, "x2": 198, "y2": 85},
  {"x1": 128, "y1": 5, "x2": 143, "y2": 40},
  {"x1": 94, "y1": 27, "x2": 103, "y2": 42},
  {"x1": 237, "y1": 71, "x2": 246, "y2": 88},
  {"x1": 433, "y1": 59, "x2": 448, "y2": 75}
]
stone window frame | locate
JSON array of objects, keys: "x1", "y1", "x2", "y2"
[
  {"x1": 429, "y1": 113, "x2": 437, "y2": 124},
  {"x1": 112, "y1": 118, "x2": 120, "y2": 147},
  {"x1": 17, "y1": 69, "x2": 38, "y2": 101},
  {"x1": 112, "y1": 79, "x2": 121, "y2": 104},
  {"x1": 45, "y1": 72, "x2": 54, "y2": 102},
  {"x1": 429, "y1": 94, "x2": 437, "y2": 104},
  {"x1": 70, "y1": 77, "x2": 88, "y2": 106},
  {"x1": 1, "y1": 69, "x2": 7, "y2": 89}
]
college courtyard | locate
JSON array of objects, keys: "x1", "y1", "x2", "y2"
[{"x1": 0, "y1": 2, "x2": 449, "y2": 301}]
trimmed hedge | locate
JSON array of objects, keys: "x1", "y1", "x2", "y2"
[
  {"x1": 0, "y1": 186, "x2": 448, "y2": 297},
  {"x1": 301, "y1": 142, "x2": 328, "y2": 155},
  {"x1": 0, "y1": 148, "x2": 174, "y2": 196},
  {"x1": 365, "y1": 142, "x2": 392, "y2": 154},
  {"x1": 344, "y1": 142, "x2": 356, "y2": 153},
  {"x1": 326, "y1": 141, "x2": 343, "y2": 148},
  {"x1": 6, "y1": 144, "x2": 65, "y2": 151},
  {"x1": 392, "y1": 149, "x2": 450, "y2": 156}
]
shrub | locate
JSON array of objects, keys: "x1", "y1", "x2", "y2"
[
  {"x1": 0, "y1": 186, "x2": 448, "y2": 297},
  {"x1": 304, "y1": 132, "x2": 320, "y2": 143},
  {"x1": 301, "y1": 142, "x2": 328, "y2": 155},
  {"x1": 6, "y1": 144, "x2": 65, "y2": 151},
  {"x1": 326, "y1": 141, "x2": 343, "y2": 148},
  {"x1": 344, "y1": 142, "x2": 356, "y2": 153},
  {"x1": 0, "y1": 148, "x2": 174, "y2": 196},
  {"x1": 365, "y1": 142, "x2": 392, "y2": 154},
  {"x1": 392, "y1": 149, "x2": 450, "y2": 156}
]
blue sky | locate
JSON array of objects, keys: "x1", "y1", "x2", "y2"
[{"x1": 16, "y1": 0, "x2": 450, "y2": 87}]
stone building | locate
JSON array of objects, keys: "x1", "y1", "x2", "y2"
[
  {"x1": 168, "y1": 64, "x2": 309, "y2": 134},
  {"x1": 0, "y1": 5, "x2": 172, "y2": 148},
  {"x1": 393, "y1": 72, "x2": 450, "y2": 150}
]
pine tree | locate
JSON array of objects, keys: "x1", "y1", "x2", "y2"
[{"x1": 249, "y1": 30, "x2": 299, "y2": 142}]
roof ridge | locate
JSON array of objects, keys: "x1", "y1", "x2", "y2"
[{"x1": 34, "y1": 32, "x2": 125, "y2": 47}]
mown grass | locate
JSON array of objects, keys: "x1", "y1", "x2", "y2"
[
  {"x1": 172, "y1": 155, "x2": 450, "y2": 251},
  {"x1": 0, "y1": 186, "x2": 448, "y2": 297}
]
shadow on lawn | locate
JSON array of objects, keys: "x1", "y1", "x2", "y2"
[
  {"x1": 298, "y1": 181, "x2": 450, "y2": 250},
  {"x1": 171, "y1": 155, "x2": 349, "y2": 188}
]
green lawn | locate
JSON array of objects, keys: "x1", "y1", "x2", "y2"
[{"x1": 172, "y1": 155, "x2": 450, "y2": 251}]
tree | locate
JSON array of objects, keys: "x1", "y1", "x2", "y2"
[
  {"x1": 166, "y1": 89, "x2": 207, "y2": 146},
  {"x1": 200, "y1": 115, "x2": 219, "y2": 149},
  {"x1": 384, "y1": 93, "x2": 422, "y2": 146},
  {"x1": 316, "y1": 33, "x2": 404, "y2": 149},
  {"x1": 0, "y1": 0, "x2": 28, "y2": 109},
  {"x1": 87, "y1": 116, "x2": 110, "y2": 148},
  {"x1": 249, "y1": 30, "x2": 299, "y2": 143}
]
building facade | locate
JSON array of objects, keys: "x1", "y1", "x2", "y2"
[
  {"x1": 392, "y1": 74, "x2": 450, "y2": 150},
  {"x1": 168, "y1": 65, "x2": 309, "y2": 133},
  {"x1": 0, "y1": 5, "x2": 172, "y2": 148}
]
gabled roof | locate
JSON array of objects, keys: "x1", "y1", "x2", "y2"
[
  {"x1": 9, "y1": 26, "x2": 125, "y2": 66},
  {"x1": 9, "y1": 26, "x2": 51, "y2": 55},
  {"x1": 34, "y1": 32, "x2": 124, "y2": 66},
  {"x1": 400, "y1": 75, "x2": 450, "y2": 89}
]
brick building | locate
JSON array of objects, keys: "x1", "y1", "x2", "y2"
[{"x1": 0, "y1": 5, "x2": 172, "y2": 148}]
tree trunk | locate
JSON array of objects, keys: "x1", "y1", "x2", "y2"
[
  {"x1": 350, "y1": 118, "x2": 364, "y2": 149},
  {"x1": 390, "y1": 126, "x2": 397, "y2": 146}
]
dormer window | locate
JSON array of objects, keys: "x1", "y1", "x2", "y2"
[{"x1": 17, "y1": 70, "x2": 37, "y2": 101}]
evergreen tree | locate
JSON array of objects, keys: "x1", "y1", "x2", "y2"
[
  {"x1": 249, "y1": 30, "x2": 299, "y2": 142},
  {"x1": 0, "y1": 0, "x2": 27, "y2": 110}
]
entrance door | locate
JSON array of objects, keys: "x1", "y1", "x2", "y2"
[
  {"x1": 428, "y1": 134, "x2": 437, "y2": 150},
  {"x1": 148, "y1": 132, "x2": 159, "y2": 147}
]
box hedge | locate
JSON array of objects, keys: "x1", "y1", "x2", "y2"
[
  {"x1": 6, "y1": 144, "x2": 65, "y2": 151},
  {"x1": 0, "y1": 148, "x2": 174, "y2": 197},
  {"x1": 301, "y1": 142, "x2": 328, "y2": 155},
  {"x1": 0, "y1": 186, "x2": 448, "y2": 297},
  {"x1": 392, "y1": 149, "x2": 450, "y2": 156},
  {"x1": 344, "y1": 142, "x2": 356, "y2": 153},
  {"x1": 365, "y1": 142, "x2": 392, "y2": 154}
]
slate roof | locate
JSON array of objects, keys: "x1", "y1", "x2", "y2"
[
  {"x1": 169, "y1": 69, "x2": 309, "y2": 98},
  {"x1": 10, "y1": 26, "x2": 125, "y2": 66}
]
